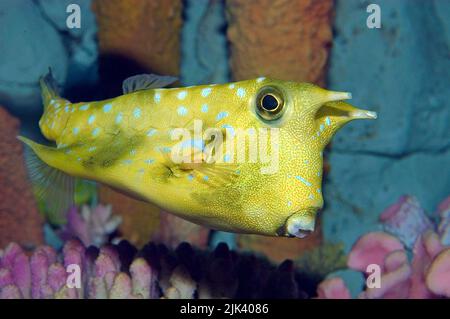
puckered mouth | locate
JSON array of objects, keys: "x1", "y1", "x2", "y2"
[{"x1": 284, "y1": 210, "x2": 316, "y2": 239}]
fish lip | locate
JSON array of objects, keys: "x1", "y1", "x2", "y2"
[{"x1": 285, "y1": 211, "x2": 316, "y2": 239}]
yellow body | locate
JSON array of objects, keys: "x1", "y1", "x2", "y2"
[{"x1": 22, "y1": 76, "x2": 376, "y2": 238}]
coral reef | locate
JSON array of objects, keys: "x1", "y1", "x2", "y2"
[
  {"x1": 58, "y1": 205, "x2": 122, "y2": 248},
  {"x1": 317, "y1": 195, "x2": 450, "y2": 299},
  {"x1": 93, "y1": 0, "x2": 181, "y2": 88},
  {"x1": 226, "y1": 0, "x2": 334, "y2": 84},
  {"x1": 0, "y1": 107, "x2": 43, "y2": 248},
  {"x1": 0, "y1": 240, "x2": 315, "y2": 299}
]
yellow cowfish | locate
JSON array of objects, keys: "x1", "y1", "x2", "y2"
[{"x1": 20, "y1": 72, "x2": 376, "y2": 238}]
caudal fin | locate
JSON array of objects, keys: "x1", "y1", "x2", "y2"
[
  {"x1": 39, "y1": 69, "x2": 71, "y2": 141},
  {"x1": 18, "y1": 136, "x2": 75, "y2": 224}
]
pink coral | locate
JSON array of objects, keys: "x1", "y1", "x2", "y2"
[
  {"x1": 317, "y1": 195, "x2": 450, "y2": 299},
  {"x1": 347, "y1": 232, "x2": 404, "y2": 272},
  {"x1": 316, "y1": 277, "x2": 351, "y2": 299}
]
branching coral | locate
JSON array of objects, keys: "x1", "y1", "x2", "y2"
[
  {"x1": 317, "y1": 195, "x2": 450, "y2": 299},
  {"x1": 58, "y1": 204, "x2": 122, "y2": 248},
  {"x1": 0, "y1": 240, "x2": 314, "y2": 299}
]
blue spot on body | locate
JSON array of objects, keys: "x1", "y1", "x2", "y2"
[
  {"x1": 92, "y1": 128, "x2": 100, "y2": 136},
  {"x1": 123, "y1": 159, "x2": 132, "y2": 165},
  {"x1": 180, "y1": 139, "x2": 205, "y2": 152},
  {"x1": 130, "y1": 149, "x2": 136, "y2": 155},
  {"x1": 201, "y1": 104, "x2": 208, "y2": 113},
  {"x1": 201, "y1": 88, "x2": 212, "y2": 97},
  {"x1": 295, "y1": 175, "x2": 312, "y2": 187},
  {"x1": 188, "y1": 174, "x2": 194, "y2": 181},
  {"x1": 317, "y1": 188, "x2": 321, "y2": 194},
  {"x1": 73, "y1": 127, "x2": 79, "y2": 135},
  {"x1": 177, "y1": 106, "x2": 188, "y2": 116},
  {"x1": 88, "y1": 114, "x2": 96, "y2": 124},
  {"x1": 161, "y1": 146, "x2": 171, "y2": 153},
  {"x1": 154, "y1": 93, "x2": 161, "y2": 103},
  {"x1": 325, "y1": 117, "x2": 331, "y2": 126},
  {"x1": 216, "y1": 111, "x2": 229, "y2": 121},
  {"x1": 222, "y1": 124, "x2": 235, "y2": 137},
  {"x1": 309, "y1": 194, "x2": 314, "y2": 200},
  {"x1": 177, "y1": 91, "x2": 187, "y2": 100},
  {"x1": 88, "y1": 146, "x2": 97, "y2": 152},
  {"x1": 79, "y1": 104, "x2": 89, "y2": 111},
  {"x1": 147, "y1": 129, "x2": 157, "y2": 137},
  {"x1": 237, "y1": 88, "x2": 246, "y2": 98},
  {"x1": 133, "y1": 108, "x2": 141, "y2": 118},
  {"x1": 116, "y1": 112, "x2": 123, "y2": 124},
  {"x1": 224, "y1": 154, "x2": 231, "y2": 162},
  {"x1": 65, "y1": 106, "x2": 70, "y2": 113},
  {"x1": 287, "y1": 200, "x2": 292, "y2": 207},
  {"x1": 144, "y1": 159, "x2": 155, "y2": 164},
  {"x1": 203, "y1": 175, "x2": 209, "y2": 181},
  {"x1": 103, "y1": 103, "x2": 112, "y2": 113}
]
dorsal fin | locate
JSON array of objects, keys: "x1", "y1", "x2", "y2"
[{"x1": 122, "y1": 74, "x2": 178, "y2": 94}]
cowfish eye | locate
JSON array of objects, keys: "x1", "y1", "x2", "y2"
[{"x1": 256, "y1": 86, "x2": 285, "y2": 121}]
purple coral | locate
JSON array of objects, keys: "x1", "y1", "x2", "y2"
[
  {"x1": 59, "y1": 204, "x2": 122, "y2": 247},
  {"x1": 317, "y1": 195, "x2": 450, "y2": 299},
  {"x1": 0, "y1": 239, "x2": 312, "y2": 299},
  {"x1": 380, "y1": 196, "x2": 434, "y2": 249},
  {"x1": 0, "y1": 240, "x2": 158, "y2": 299}
]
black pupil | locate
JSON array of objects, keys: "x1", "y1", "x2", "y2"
[{"x1": 262, "y1": 94, "x2": 279, "y2": 111}]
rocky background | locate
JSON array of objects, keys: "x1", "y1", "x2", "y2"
[{"x1": 0, "y1": 0, "x2": 449, "y2": 297}]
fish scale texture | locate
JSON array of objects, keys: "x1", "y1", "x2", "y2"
[{"x1": 226, "y1": 0, "x2": 334, "y2": 261}]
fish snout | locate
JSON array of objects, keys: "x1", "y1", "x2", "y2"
[{"x1": 285, "y1": 210, "x2": 316, "y2": 239}]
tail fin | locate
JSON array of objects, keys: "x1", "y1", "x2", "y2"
[
  {"x1": 18, "y1": 136, "x2": 74, "y2": 225},
  {"x1": 39, "y1": 69, "x2": 70, "y2": 141}
]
